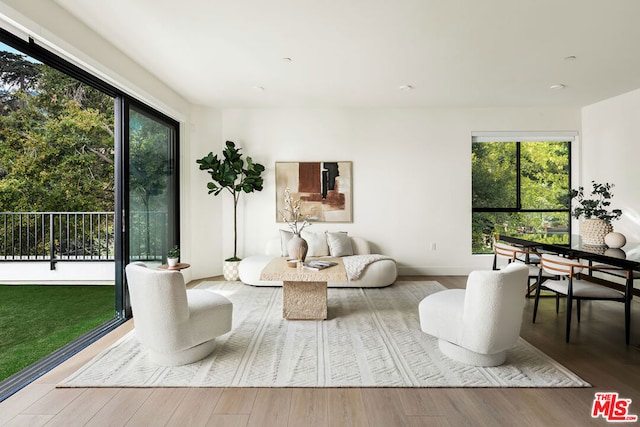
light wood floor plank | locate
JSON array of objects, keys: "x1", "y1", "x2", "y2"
[
  {"x1": 406, "y1": 415, "x2": 451, "y2": 427},
  {"x1": 288, "y1": 388, "x2": 328, "y2": 427},
  {"x1": 46, "y1": 388, "x2": 119, "y2": 427},
  {"x1": 166, "y1": 388, "x2": 224, "y2": 426},
  {"x1": 246, "y1": 388, "x2": 292, "y2": 427},
  {"x1": 0, "y1": 383, "x2": 53, "y2": 425},
  {"x1": 361, "y1": 388, "x2": 408, "y2": 427},
  {"x1": 125, "y1": 388, "x2": 189, "y2": 426},
  {"x1": 444, "y1": 389, "x2": 506, "y2": 427},
  {"x1": 206, "y1": 413, "x2": 250, "y2": 427},
  {"x1": 213, "y1": 388, "x2": 258, "y2": 414},
  {"x1": 396, "y1": 388, "x2": 460, "y2": 417},
  {"x1": 3, "y1": 414, "x2": 54, "y2": 427},
  {"x1": 84, "y1": 388, "x2": 153, "y2": 427},
  {"x1": 327, "y1": 388, "x2": 368, "y2": 427},
  {"x1": 20, "y1": 387, "x2": 84, "y2": 415}
]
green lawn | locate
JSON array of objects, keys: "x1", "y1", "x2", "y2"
[{"x1": 0, "y1": 285, "x2": 115, "y2": 381}]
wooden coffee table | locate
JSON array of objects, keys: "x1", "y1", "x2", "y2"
[{"x1": 260, "y1": 257, "x2": 347, "y2": 320}]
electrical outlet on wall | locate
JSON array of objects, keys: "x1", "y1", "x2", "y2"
[{"x1": 430, "y1": 242, "x2": 437, "y2": 251}]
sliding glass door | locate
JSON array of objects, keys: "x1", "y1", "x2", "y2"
[
  {"x1": 128, "y1": 106, "x2": 179, "y2": 263},
  {"x1": 0, "y1": 27, "x2": 180, "y2": 399},
  {"x1": 115, "y1": 100, "x2": 179, "y2": 318}
]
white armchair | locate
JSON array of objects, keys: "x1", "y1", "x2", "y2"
[
  {"x1": 418, "y1": 263, "x2": 529, "y2": 366},
  {"x1": 125, "y1": 262, "x2": 233, "y2": 366}
]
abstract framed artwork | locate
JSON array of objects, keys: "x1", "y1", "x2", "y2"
[{"x1": 276, "y1": 161, "x2": 352, "y2": 223}]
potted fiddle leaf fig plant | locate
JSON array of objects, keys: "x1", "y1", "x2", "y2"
[
  {"x1": 569, "y1": 181, "x2": 622, "y2": 246},
  {"x1": 196, "y1": 141, "x2": 265, "y2": 280}
]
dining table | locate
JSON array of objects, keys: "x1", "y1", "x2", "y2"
[{"x1": 498, "y1": 234, "x2": 640, "y2": 345}]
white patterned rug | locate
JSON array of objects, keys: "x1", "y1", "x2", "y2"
[{"x1": 59, "y1": 281, "x2": 589, "y2": 388}]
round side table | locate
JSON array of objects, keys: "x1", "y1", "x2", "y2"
[{"x1": 158, "y1": 263, "x2": 190, "y2": 271}]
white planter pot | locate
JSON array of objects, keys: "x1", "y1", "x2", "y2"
[
  {"x1": 223, "y1": 260, "x2": 241, "y2": 281},
  {"x1": 167, "y1": 257, "x2": 179, "y2": 268}
]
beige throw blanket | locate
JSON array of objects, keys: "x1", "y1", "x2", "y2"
[{"x1": 342, "y1": 254, "x2": 395, "y2": 280}]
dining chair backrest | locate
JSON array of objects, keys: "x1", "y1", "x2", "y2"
[
  {"x1": 493, "y1": 242, "x2": 523, "y2": 261},
  {"x1": 539, "y1": 253, "x2": 583, "y2": 277}
]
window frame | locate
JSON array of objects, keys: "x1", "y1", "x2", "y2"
[{"x1": 471, "y1": 132, "x2": 575, "y2": 253}]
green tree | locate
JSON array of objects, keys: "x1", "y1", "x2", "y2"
[
  {"x1": 471, "y1": 142, "x2": 517, "y2": 208},
  {"x1": 129, "y1": 110, "x2": 171, "y2": 257},
  {"x1": 0, "y1": 50, "x2": 114, "y2": 213},
  {"x1": 520, "y1": 142, "x2": 569, "y2": 209},
  {"x1": 0, "y1": 51, "x2": 40, "y2": 92}
]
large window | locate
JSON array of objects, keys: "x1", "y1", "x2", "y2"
[{"x1": 472, "y1": 133, "x2": 572, "y2": 253}]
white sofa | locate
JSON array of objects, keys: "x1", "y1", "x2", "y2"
[{"x1": 239, "y1": 232, "x2": 397, "y2": 288}]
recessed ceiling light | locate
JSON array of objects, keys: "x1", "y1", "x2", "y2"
[
  {"x1": 252, "y1": 86, "x2": 265, "y2": 92},
  {"x1": 564, "y1": 56, "x2": 577, "y2": 61},
  {"x1": 399, "y1": 85, "x2": 414, "y2": 91},
  {"x1": 550, "y1": 84, "x2": 566, "y2": 90},
  {"x1": 282, "y1": 57, "x2": 292, "y2": 62}
]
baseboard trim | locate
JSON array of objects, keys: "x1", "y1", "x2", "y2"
[{"x1": 397, "y1": 266, "x2": 472, "y2": 276}]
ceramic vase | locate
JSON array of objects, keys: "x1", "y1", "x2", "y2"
[
  {"x1": 287, "y1": 234, "x2": 308, "y2": 261},
  {"x1": 581, "y1": 219, "x2": 612, "y2": 247},
  {"x1": 604, "y1": 232, "x2": 626, "y2": 249}
]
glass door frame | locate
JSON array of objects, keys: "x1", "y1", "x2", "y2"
[{"x1": 115, "y1": 98, "x2": 180, "y2": 318}]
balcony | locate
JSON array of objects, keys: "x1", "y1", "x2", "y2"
[{"x1": 0, "y1": 211, "x2": 167, "y2": 284}]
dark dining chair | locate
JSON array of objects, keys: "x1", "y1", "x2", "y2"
[
  {"x1": 492, "y1": 241, "x2": 554, "y2": 297},
  {"x1": 534, "y1": 253, "x2": 626, "y2": 343}
]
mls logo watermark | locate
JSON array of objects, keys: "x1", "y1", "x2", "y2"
[{"x1": 592, "y1": 392, "x2": 638, "y2": 422}]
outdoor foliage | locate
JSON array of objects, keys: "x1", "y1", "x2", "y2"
[
  {"x1": 0, "y1": 47, "x2": 114, "y2": 213},
  {"x1": 128, "y1": 109, "x2": 172, "y2": 260},
  {"x1": 471, "y1": 142, "x2": 517, "y2": 209},
  {"x1": 472, "y1": 141, "x2": 570, "y2": 253}
]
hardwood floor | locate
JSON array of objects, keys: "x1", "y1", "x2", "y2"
[{"x1": 1, "y1": 275, "x2": 639, "y2": 426}]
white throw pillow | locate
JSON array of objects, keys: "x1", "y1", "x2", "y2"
[
  {"x1": 302, "y1": 230, "x2": 330, "y2": 257},
  {"x1": 326, "y1": 231, "x2": 354, "y2": 257},
  {"x1": 279, "y1": 230, "x2": 293, "y2": 256}
]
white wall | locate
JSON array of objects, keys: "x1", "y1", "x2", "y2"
[
  {"x1": 184, "y1": 106, "x2": 224, "y2": 280},
  {"x1": 221, "y1": 107, "x2": 581, "y2": 275},
  {"x1": 0, "y1": 1, "x2": 188, "y2": 121},
  {"x1": 0, "y1": 262, "x2": 114, "y2": 285},
  {"x1": 581, "y1": 89, "x2": 640, "y2": 243}
]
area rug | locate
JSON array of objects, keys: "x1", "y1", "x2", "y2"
[{"x1": 58, "y1": 280, "x2": 589, "y2": 388}]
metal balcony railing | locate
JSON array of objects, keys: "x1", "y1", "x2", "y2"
[
  {"x1": 0, "y1": 211, "x2": 168, "y2": 269},
  {"x1": 0, "y1": 212, "x2": 114, "y2": 269}
]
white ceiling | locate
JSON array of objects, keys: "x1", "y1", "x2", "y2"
[{"x1": 54, "y1": 0, "x2": 640, "y2": 109}]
